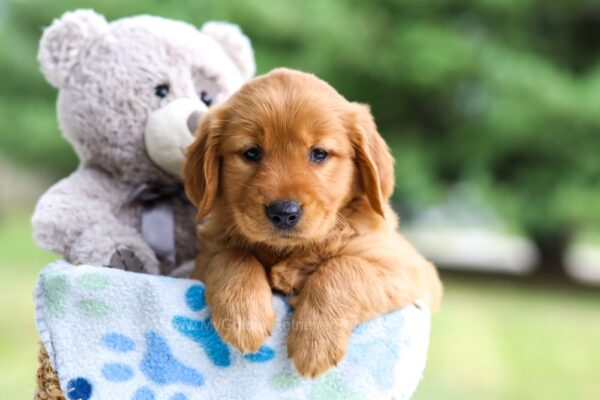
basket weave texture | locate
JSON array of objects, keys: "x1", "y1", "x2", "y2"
[{"x1": 35, "y1": 343, "x2": 65, "y2": 400}]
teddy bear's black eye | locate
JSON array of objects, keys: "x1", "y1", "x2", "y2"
[
  {"x1": 154, "y1": 84, "x2": 170, "y2": 99},
  {"x1": 200, "y1": 91, "x2": 213, "y2": 107},
  {"x1": 310, "y1": 148, "x2": 329, "y2": 163},
  {"x1": 242, "y1": 147, "x2": 262, "y2": 162}
]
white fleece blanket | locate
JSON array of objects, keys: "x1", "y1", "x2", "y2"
[{"x1": 35, "y1": 261, "x2": 430, "y2": 400}]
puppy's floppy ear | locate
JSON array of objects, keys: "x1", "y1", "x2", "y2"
[
  {"x1": 184, "y1": 109, "x2": 223, "y2": 220},
  {"x1": 347, "y1": 103, "x2": 395, "y2": 216}
]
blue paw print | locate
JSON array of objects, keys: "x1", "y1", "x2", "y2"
[
  {"x1": 65, "y1": 377, "x2": 93, "y2": 400},
  {"x1": 140, "y1": 332, "x2": 204, "y2": 386},
  {"x1": 99, "y1": 331, "x2": 202, "y2": 400},
  {"x1": 173, "y1": 284, "x2": 276, "y2": 366},
  {"x1": 347, "y1": 312, "x2": 405, "y2": 390},
  {"x1": 130, "y1": 387, "x2": 186, "y2": 400}
]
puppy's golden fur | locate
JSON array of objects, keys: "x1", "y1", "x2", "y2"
[{"x1": 184, "y1": 68, "x2": 442, "y2": 378}]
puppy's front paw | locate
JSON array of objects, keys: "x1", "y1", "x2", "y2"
[
  {"x1": 287, "y1": 310, "x2": 350, "y2": 378},
  {"x1": 210, "y1": 289, "x2": 275, "y2": 354}
]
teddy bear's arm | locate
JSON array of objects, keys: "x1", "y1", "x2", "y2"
[{"x1": 32, "y1": 168, "x2": 160, "y2": 273}]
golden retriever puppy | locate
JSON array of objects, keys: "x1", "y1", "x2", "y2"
[{"x1": 184, "y1": 68, "x2": 442, "y2": 378}]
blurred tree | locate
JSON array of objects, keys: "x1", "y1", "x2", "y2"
[{"x1": 1, "y1": 0, "x2": 599, "y2": 273}]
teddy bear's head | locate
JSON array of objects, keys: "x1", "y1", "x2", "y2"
[{"x1": 39, "y1": 10, "x2": 255, "y2": 183}]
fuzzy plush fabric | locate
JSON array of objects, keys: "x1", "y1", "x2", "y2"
[
  {"x1": 32, "y1": 10, "x2": 255, "y2": 275},
  {"x1": 36, "y1": 261, "x2": 431, "y2": 400}
]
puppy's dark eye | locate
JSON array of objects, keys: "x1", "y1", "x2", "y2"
[
  {"x1": 154, "y1": 84, "x2": 170, "y2": 99},
  {"x1": 200, "y1": 91, "x2": 213, "y2": 106},
  {"x1": 310, "y1": 148, "x2": 329, "y2": 163},
  {"x1": 243, "y1": 147, "x2": 262, "y2": 162}
]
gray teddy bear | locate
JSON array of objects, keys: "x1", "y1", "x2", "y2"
[{"x1": 32, "y1": 10, "x2": 255, "y2": 276}]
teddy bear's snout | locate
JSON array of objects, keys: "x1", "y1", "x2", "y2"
[
  {"x1": 144, "y1": 97, "x2": 208, "y2": 177},
  {"x1": 187, "y1": 111, "x2": 203, "y2": 135}
]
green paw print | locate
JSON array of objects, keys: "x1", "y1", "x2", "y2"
[
  {"x1": 75, "y1": 273, "x2": 110, "y2": 290},
  {"x1": 269, "y1": 371, "x2": 364, "y2": 400},
  {"x1": 270, "y1": 371, "x2": 301, "y2": 390},
  {"x1": 77, "y1": 299, "x2": 111, "y2": 317},
  {"x1": 310, "y1": 374, "x2": 364, "y2": 400},
  {"x1": 42, "y1": 272, "x2": 113, "y2": 319},
  {"x1": 42, "y1": 275, "x2": 69, "y2": 319}
]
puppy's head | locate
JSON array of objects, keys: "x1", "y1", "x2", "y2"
[{"x1": 184, "y1": 68, "x2": 394, "y2": 247}]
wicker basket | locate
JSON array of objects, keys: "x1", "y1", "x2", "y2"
[{"x1": 35, "y1": 343, "x2": 65, "y2": 400}]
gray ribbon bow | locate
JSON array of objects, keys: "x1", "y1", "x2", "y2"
[{"x1": 127, "y1": 182, "x2": 187, "y2": 273}]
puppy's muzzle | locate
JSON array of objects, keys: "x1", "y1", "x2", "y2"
[{"x1": 266, "y1": 200, "x2": 302, "y2": 230}]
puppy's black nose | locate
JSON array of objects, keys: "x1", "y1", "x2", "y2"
[{"x1": 266, "y1": 200, "x2": 302, "y2": 229}]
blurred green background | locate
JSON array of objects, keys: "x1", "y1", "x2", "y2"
[{"x1": 1, "y1": 0, "x2": 599, "y2": 398}]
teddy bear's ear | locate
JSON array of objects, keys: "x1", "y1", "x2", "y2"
[
  {"x1": 38, "y1": 9, "x2": 108, "y2": 88},
  {"x1": 201, "y1": 21, "x2": 256, "y2": 81}
]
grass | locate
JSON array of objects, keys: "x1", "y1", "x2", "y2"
[
  {"x1": 1, "y1": 212, "x2": 599, "y2": 399},
  {"x1": 0, "y1": 210, "x2": 56, "y2": 399},
  {"x1": 413, "y1": 275, "x2": 600, "y2": 400}
]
